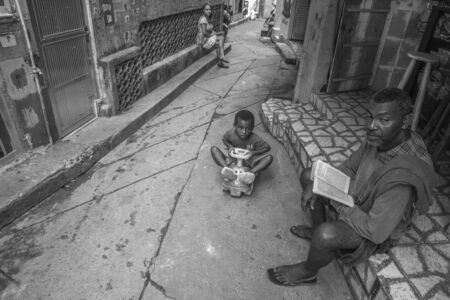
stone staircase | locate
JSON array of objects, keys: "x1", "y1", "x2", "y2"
[{"x1": 260, "y1": 90, "x2": 450, "y2": 300}]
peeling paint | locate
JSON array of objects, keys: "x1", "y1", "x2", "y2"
[
  {"x1": 0, "y1": 58, "x2": 37, "y2": 100},
  {"x1": 10, "y1": 68, "x2": 27, "y2": 89}
]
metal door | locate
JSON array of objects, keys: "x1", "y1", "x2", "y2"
[
  {"x1": 289, "y1": 0, "x2": 310, "y2": 41},
  {"x1": 27, "y1": 0, "x2": 96, "y2": 137},
  {"x1": 327, "y1": 0, "x2": 390, "y2": 92}
]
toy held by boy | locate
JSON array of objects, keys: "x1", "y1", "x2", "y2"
[{"x1": 211, "y1": 110, "x2": 273, "y2": 184}]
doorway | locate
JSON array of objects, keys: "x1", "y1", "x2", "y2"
[
  {"x1": 27, "y1": 0, "x2": 97, "y2": 138},
  {"x1": 288, "y1": 0, "x2": 310, "y2": 41},
  {"x1": 326, "y1": 0, "x2": 390, "y2": 92}
]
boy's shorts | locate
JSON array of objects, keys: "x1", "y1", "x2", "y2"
[{"x1": 225, "y1": 153, "x2": 270, "y2": 169}]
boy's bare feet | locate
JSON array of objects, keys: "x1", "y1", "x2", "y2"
[
  {"x1": 221, "y1": 167, "x2": 237, "y2": 181},
  {"x1": 238, "y1": 172, "x2": 255, "y2": 184}
]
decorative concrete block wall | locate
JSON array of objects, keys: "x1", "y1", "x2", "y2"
[
  {"x1": 89, "y1": 0, "x2": 223, "y2": 58},
  {"x1": 97, "y1": 3, "x2": 222, "y2": 113}
]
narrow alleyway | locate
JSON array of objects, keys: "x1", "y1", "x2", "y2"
[{"x1": 0, "y1": 21, "x2": 352, "y2": 300}]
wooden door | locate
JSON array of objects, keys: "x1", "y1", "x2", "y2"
[
  {"x1": 327, "y1": 0, "x2": 390, "y2": 93},
  {"x1": 27, "y1": 0, "x2": 97, "y2": 137}
]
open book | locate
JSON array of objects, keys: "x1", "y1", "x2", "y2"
[{"x1": 311, "y1": 160, "x2": 354, "y2": 207}]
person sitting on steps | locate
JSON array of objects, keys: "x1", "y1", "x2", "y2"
[
  {"x1": 211, "y1": 110, "x2": 273, "y2": 184},
  {"x1": 267, "y1": 88, "x2": 438, "y2": 286},
  {"x1": 197, "y1": 4, "x2": 229, "y2": 68}
]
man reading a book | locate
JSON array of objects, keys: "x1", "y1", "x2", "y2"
[{"x1": 267, "y1": 88, "x2": 438, "y2": 286}]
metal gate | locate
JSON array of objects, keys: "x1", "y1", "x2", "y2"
[
  {"x1": 327, "y1": 0, "x2": 390, "y2": 92},
  {"x1": 289, "y1": 0, "x2": 310, "y2": 41},
  {"x1": 27, "y1": 0, "x2": 96, "y2": 137}
]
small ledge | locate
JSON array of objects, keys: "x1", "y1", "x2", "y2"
[{"x1": 0, "y1": 13, "x2": 19, "y2": 24}]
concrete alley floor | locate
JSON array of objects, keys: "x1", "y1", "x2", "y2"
[{"x1": 0, "y1": 21, "x2": 352, "y2": 300}]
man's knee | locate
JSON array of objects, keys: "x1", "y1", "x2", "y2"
[
  {"x1": 300, "y1": 167, "x2": 312, "y2": 186},
  {"x1": 312, "y1": 222, "x2": 340, "y2": 249}
]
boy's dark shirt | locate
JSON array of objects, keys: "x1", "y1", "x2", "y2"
[{"x1": 223, "y1": 129, "x2": 269, "y2": 152}]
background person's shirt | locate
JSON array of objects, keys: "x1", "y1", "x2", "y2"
[{"x1": 197, "y1": 15, "x2": 214, "y2": 46}]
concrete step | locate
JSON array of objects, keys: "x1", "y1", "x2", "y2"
[
  {"x1": 0, "y1": 44, "x2": 231, "y2": 229},
  {"x1": 311, "y1": 89, "x2": 373, "y2": 121},
  {"x1": 261, "y1": 97, "x2": 364, "y2": 169},
  {"x1": 274, "y1": 42, "x2": 297, "y2": 65},
  {"x1": 260, "y1": 28, "x2": 269, "y2": 37},
  {"x1": 261, "y1": 93, "x2": 450, "y2": 300}
]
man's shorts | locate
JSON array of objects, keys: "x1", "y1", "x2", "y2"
[
  {"x1": 225, "y1": 153, "x2": 270, "y2": 169},
  {"x1": 202, "y1": 35, "x2": 217, "y2": 50}
]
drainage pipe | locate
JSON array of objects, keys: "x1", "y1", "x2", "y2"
[{"x1": 13, "y1": 0, "x2": 54, "y2": 145}]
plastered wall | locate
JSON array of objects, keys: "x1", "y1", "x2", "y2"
[
  {"x1": 89, "y1": 0, "x2": 223, "y2": 58},
  {"x1": 0, "y1": 0, "x2": 49, "y2": 151},
  {"x1": 273, "y1": 0, "x2": 291, "y2": 39}
]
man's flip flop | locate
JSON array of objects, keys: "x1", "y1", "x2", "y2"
[
  {"x1": 289, "y1": 225, "x2": 313, "y2": 241},
  {"x1": 267, "y1": 267, "x2": 317, "y2": 286}
]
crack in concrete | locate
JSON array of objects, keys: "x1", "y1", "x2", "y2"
[
  {"x1": 137, "y1": 172, "x2": 191, "y2": 300},
  {"x1": 149, "y1": 99, "x2": 222, "y2": 127},
  {"x1": 191, "y1": 84, "x2": 224, "y2": 97},
  {"x1": 194, "y1": 67, "x2": 253, "y2": 83},
  {"x1": 96, "y1": 123, "x2": 209, "y2": 169},
  {"x1": 137, "y1": 61, "x2": 253, "y2": 299},
  {"x1": 13, "y1": 159, "x2": 195, "y2": 233},
  {"x1": 139, "y1": 269, "x2": 176, "y2": 300}
]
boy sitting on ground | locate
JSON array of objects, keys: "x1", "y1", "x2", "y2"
[{"x1": 211, "y1": 110, "x2": 273, "y2": 184}]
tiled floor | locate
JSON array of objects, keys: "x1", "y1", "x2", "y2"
[{"x1": 260, "y1": 90, "x2": 450, "y2": 300}]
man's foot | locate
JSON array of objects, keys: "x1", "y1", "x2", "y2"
[
  {"x1": 221, "y1": 167, "x2": 237, "y2": 181},
  {"x1": 267, "y1": 263, "x2": 318, "y2": 286},
  {"x1": 220, "y1": 57, "x2": 230, "y2": 63},
  {"x1": 290, "y1": 225, "x2": 313, "y2": 241},
  {"x1": 238, "y1": 172, "x2": 255, "y2": 184}
]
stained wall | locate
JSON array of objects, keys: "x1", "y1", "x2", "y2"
[
  {"x1": 89, "y1": 0, "x2": 223, "y2": 58},
  {"x1": 0, "y1": 0, "x2": 49, "y2": 153}
]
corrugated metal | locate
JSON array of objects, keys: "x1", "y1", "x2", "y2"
[
  {"x1": 34, "y1": 0, "x2": 84, "y2": 39},
  {"x1": 30, "y1": 0, "x2": 95, "y2": 136},
  {"x1": 290, "y1": 0, "x2": 310, "y2": 41},
  {"x1": 43, "y1": 36, "x2": 90, "y2": 88}
]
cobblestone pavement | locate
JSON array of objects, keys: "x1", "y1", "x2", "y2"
[
  {"x1": 261, "y1": 92, "x2": 450, "y2": 300},
  {"x1": 0, "y1": 21, "x2": 352, "y2": 300}
]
